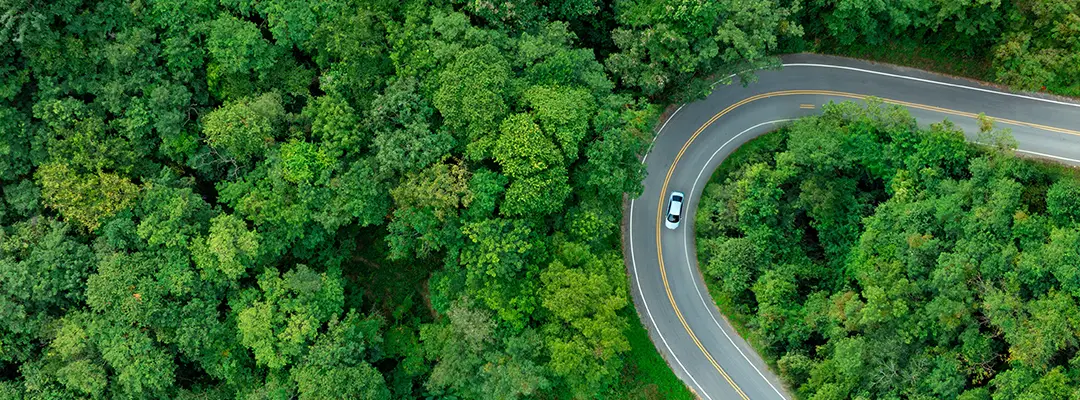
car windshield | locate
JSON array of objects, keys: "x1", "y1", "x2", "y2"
[
  {"x1": 672, "y1": 195, "x2": 683, "y2": 202},
  {"x1": 667, "y1": 214, "x2": 679, "y2": 223}
]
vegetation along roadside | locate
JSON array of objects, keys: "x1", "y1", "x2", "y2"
[
  {"x1": 2, "y1": 0, "x2": 1080, "y2": 398},
  {"x1": 697, "y1": 100, "x2": 1080, "y2": 399}
]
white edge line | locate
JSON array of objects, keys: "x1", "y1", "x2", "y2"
[
  {"x1": 718, "y1": 63, "x2": 1080, "y2": 108},
  {"x1": 1015, "y1": 149, "x2": 1080, "y2": 164},
  {"x1": 782, "y1": 63, "x2": 1080, "y2": 108},
  {"x1": 672, "y1": 119, "x2": 1079, "y2": 400},
  {"x1": 630, "y1": 200, "x2": 712, "y2": 400},
  {"x1": 630, "y1": 102, "x2": 713, "y2": 400},
  {"x1": 656, "y1": 105, "x2": 687, "y2": 143},
  {"x1": 643, "y1": 104, "x2": 686, "y2": 164},
  {"x1": 640, "y1": 60, "x2": 1080, "y2": 400},
  {"x1": 683, "y1": 120, "x2": 793, "y2": 400}
]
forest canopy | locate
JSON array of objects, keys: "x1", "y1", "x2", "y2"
[
  {"x1": 3, "y1": 0, "x2": 1080, "y2": 398},
  {"x1": 1, "y1": 0, "x2": 802, "y2": 397},
  {"x1": 697, "y1": 101, "x2": 1080, "y2": 399}
]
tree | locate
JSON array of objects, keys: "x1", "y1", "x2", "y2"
[
  {"x1": 422, "y1": 298, "x2": 495, "y2": 396},
  {"x1": 217, "y1": 152, "x2": 389, "y2": 258},
  {"x1": 368, "y1": 77, "x2": 454, "y2": 176},
  {"x1": 808, "y1": 0, "x2": 929, "y2": 46},
  {"x1": 202, "y1": 93, "x2": 286, "y2": 165},
  {"x1": 522, "y1": 85, "x2": 595, "y2": 158},
  {"x1": 0, "y1": 106, "x2": 32, "y2": 182},
  {"x1": 464, "y1": 168, "x2": 508, "y2": 221},
  {"x1": 990, "y1": 365, "x2": 1077, "y2": 399},
  {"x1": 192, "y1": 214, "x2": 260, "y2": 282},
  {"x1": 206, "y1": 15, "x2": 284, "y2": 98},
  {"x1": 290, "y1": 311, "x2": 390, "y2": 400},
  {"x1": 36, "y1": 162, "x2": 139, "y2": 231},
  {"x1": 18, "y1": 313, "x2": 108, "y2": 398},
  {"x1": 422, "y1": 298, "x2": 551, "y2": 399},
  {"x1": 606, "y1": 0, "x2": 802, "y2": 97},
  {"x1": 1047, "y1": 180, "x2": 1080, "y2": 226},
  {"x1": 1043, "y1": 228, "x2": 1080, "y2": 297},
  {"x1": 515, "y1": 21, "x2": 612, "y2": 95},
  {"x1": 279, "y1": 140, "x2": 333, "y2": 185},
  {"x1": 386, "y1": 161, "x2": 472, "y2": 260},
  {"x1": 992, "y1": 0, "x2": 1080, "y2": 94},
  {"x1": 701, "y1": 236, "x2": 762, "y2": 299},
  {"x1": 95, "y1": 320, "x2": 177, "y2": 397},
  {"x1": 3, "y1": 179, "x2": 40, "y2": 220},
  {"x1": 493, "y1": 113, "x2": 570, "y2": 216},
  {"x1": 221, "y1": 0, "x2": 318, "y2": 50},
  {"x1": 32, "y1": 97, "x2": 142, "y2": 174},
  {"x1": 494, "y1": 114, "x2": 562, "y2": 178},
  {"x1": 134, "y1": 170, "x2": 215, "y2": 249},
  {"x1": 459, "y1": 218, "x2": 542, "y2": 328},
  {"x1": 307, "y1": 3, "x2": 392, "y2": 103},
  {"x1": 540, "y1": 242, "x2": 630, "y2": 394},
  {"x1": 0, "y1": 218, "x2": 95, "y2": 365},
  {"x1": 391, "y1": 160, "x2": 472, "y2": 222},
  {"x1": 434, "y1": 44, "x2": 511, "y2": 159},
  {"x1": 304, "y1": 93, "x2": 365, "y2": 160},
  {"x1": 575, "y1": 95, "x2": 650, "y2": 202},
  {"x1": 236, "y1": 265, "x2": 345, "y2": 370},
  {"x1": 986, "y1": 290, "x2": 1080, "y2": 369}
]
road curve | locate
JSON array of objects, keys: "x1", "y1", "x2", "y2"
[{"x1": 624, "y1": 53, "x2": 1080, "y2": 400}]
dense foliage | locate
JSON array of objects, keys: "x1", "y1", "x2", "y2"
[
  {"x1": 697, "y1": 101, "x2": 1080, "y2": 399},
  {"x1": 793, "y1": 0, "x2": 1080, "y2": 95},
  {"x1": 3, "y1": 0, "x2": 1080, "y2": 397},
  {"x1": 0, "y1": 0, "x2": 808, "y2": 397}
]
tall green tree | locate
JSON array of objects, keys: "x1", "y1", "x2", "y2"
[{"x1": 607, "y1": 0, "x2": 802, "y2": 97}]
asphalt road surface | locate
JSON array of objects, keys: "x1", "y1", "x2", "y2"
[{"x1": 623, "y1": 53, "x2": 1080, "y2": 400}]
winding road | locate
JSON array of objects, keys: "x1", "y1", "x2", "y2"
[{"x1": 623, "y1": 53, "x2": 1080, "y2": 400}]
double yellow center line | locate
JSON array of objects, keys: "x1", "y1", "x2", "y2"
[{"x1": 653, "y1": 90, "x2": 1080, "y2": 399}]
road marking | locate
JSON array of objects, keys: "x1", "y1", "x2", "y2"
[
  {"x1": 629, "y1": 105, "x2": 713, "y2": 400},
  {"x1": 783, "y1": 63, "x2": 1080, "y2": 108},
  {"x1": 685, "y1": 120, "x2": 794, "y2": 400},
  {"x1": 1015, "y1": 149, "x2": 1080, "y2": 164},
  {"x1": 643, "y1": 105, "x2": 686, "y2": 164},
  {"x1": 651, "y1": 90, "x2": 1079, "y2": 399},
  {"x1": 799, "y1": 104, "x2": 815, "y2": 109},
  {"x1": 654, "y1": 192, "x2": 750, "y2": 399},
  {"x1": 716, "y1": 63, "x2": 1080, "y2": 110},
  {"x1": 880, "y1": 96, "x2": 1080, "y2": 137},
  {"x1": 653, "y1": 92, "x2": 799, "y2": 400}
]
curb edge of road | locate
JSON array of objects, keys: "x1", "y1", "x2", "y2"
[
  {"x1": 785, "y1": 52, "x2": 1080, "y2": 106},
  {"x1": 620, "y1": 192, "x2": 703, "y2": 400},
  {"x1": 621, "y1": 103, "x2": 707, "y2": 399}
]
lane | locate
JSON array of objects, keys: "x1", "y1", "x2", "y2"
[{"x1": 624, "y1": 54, "x2": 1080, "y2": 400}]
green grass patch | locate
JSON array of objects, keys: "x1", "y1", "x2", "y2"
[
  {"x1": 811, "y1": 39, "x2": 1080, "y2": 98},
  {"x1": 613, "y1": 310, "x2": 696, "y2": 400},
  {"x1": 603, "y1": 102, "x2": 696, "y2": 400},
  {"x1": 813, "y1": 40, "x2": 995, "y2": 84}
]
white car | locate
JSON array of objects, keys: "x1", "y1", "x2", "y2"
[{"x1": 665, "y1": 191, "x2": 684, "y2": 230}]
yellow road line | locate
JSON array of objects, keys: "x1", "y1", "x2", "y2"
[
  {"x1": 654, "y1": 89, "x2": 1080, "y2": 399},
  {"x1": 803, "y1": 90, "x2": 1080, "y2": 136},
  {"x1": 799, "y1": 104, "x2": 815, "y2": 109},
  {"x1": 654, "y1": 199, "x2": 748, "y2": 399}
]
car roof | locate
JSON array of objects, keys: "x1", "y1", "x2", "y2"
[{"x1": 669, "y1": 192, "x2": 683, "y2": 216}]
